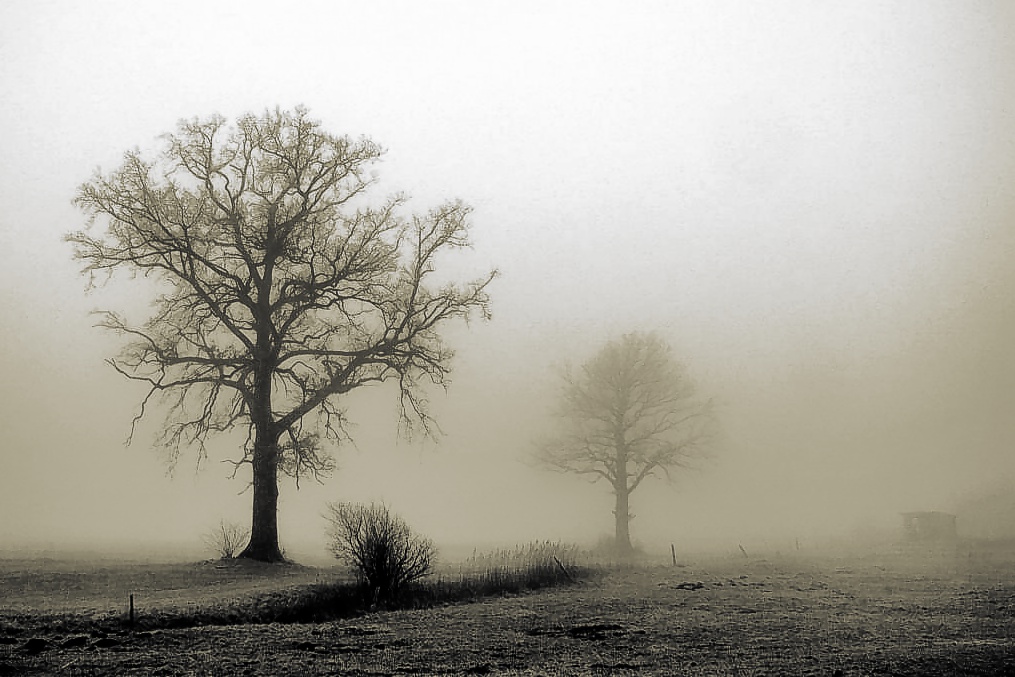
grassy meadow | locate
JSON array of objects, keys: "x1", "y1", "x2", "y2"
[{"x1": 1, "y1": 540, "x2": 1014, "y2": 675}]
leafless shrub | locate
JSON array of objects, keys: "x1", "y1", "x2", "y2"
[
  {"x1": 203, "y1": 520, "x2": 250, "y2": 559},
  {"x1": 324, "y1": 502, "x2": 436, "y2": 601}
]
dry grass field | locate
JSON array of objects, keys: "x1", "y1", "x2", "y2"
[{"x1": 2, "y1": 542, "x2": 1014, "y2": 676}]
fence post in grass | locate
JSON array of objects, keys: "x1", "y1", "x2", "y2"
[
  {"x1": 553, "y1": 556, "x2": 575, "y2": 584},
  {"x1": 129, "y1": 593, "x2": 135, "y2": 629},
  {"x1": 671, "y1": 544, "x2": 676, "y2": 566}
]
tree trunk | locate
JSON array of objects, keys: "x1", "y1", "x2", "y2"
[
  {"x1": 238, "y1": 435, "x2": 284, "y2": 562},
  {"x1": 613, "y1": 429, "x2": 633, "y2": 557},
  {"x1": 614, "y1": 483, "x2": 633, "y2": 556},
  {"x1": 239, "y1": 287, "x2": 284, "y2": 563}
]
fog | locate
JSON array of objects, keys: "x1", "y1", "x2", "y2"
[{"x1": 2, "y1": 1, "x2": 1014, "y2": 563}]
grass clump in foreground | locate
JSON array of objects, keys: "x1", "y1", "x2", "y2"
[
  {"x1": 409, "y1": 540, "x2": 595, "y2": 607},
  {"x1": 225, "y1": 541, "x2": 597, "y2": 625}
]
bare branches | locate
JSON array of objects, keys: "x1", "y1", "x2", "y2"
[
  {"x1": 68, "y1": 107, "x2": 495, "y2": 484},
  {"x1": 535, "y1": 332, "x2": 713, "y2": 554},
  {"x1": 536, "y1": 332, "x2": 714, "y2": 492}
]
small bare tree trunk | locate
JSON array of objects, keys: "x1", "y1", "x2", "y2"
[{"x1": 614, "y1": 484, "x2": 633, "y2": 556}]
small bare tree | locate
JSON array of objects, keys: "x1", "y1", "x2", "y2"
[
  {"x1": 536, "y1": 332, "x2": 714, "y2": 556},
  {"x1": 203, "y1": 519, "x2": 250, "y2": 559},
  {"x1": 324, "y1": 502, "x2": 436, "y2": 601}
]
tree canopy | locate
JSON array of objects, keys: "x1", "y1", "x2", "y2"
[{"x1": 68, "y1": 107, "x2": 495, "y2": 560}]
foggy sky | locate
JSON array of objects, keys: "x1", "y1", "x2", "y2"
[{"x1": 1, "y1": 1, "x2": 1014, "y2": 560}]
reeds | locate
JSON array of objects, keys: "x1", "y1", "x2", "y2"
[{"x1": 403, "y1": 540, "x2": 594, "y2": 608}]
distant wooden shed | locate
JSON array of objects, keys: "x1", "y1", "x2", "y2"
[{"x1": 901, "y1": 511, "x2": 957, "y2": 541}]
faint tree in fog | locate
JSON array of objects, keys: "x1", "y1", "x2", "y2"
[
  {"x1": 68, "y1": 107, "x2": 495, "y2": 562},
  {"x1": 536, "y1": 332, "x2": 713, "y2": 556}
]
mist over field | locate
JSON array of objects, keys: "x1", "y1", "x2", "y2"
[{"x1": 2, "y1": 1, "x2": 1014, "y2": 564}]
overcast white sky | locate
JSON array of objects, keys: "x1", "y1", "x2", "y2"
[{"x1": 1, "y1": 1, "x2": 1014, "y2": 560}]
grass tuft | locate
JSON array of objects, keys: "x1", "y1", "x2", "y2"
[{"x1": 401, "y1": 540, "x2": 595, "y2": 608}]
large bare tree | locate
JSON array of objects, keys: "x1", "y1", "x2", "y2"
[
  {"x1": 68, "y1": 107, "x2": 495, "y2": 561},
  {"x1": 536, "y1": 332, "x2": 712, "y2": 555}
]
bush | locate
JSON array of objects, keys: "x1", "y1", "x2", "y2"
[
  {"x1": 324, "y1": 502, "x2": 436, "y2": 602},
  {"x1": 203, "y1": 519, "x2": 250, "y2": 559}
]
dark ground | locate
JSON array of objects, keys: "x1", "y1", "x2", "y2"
[{"x1": 2, "y1": 545, "x2": 1013, "y2": 675}]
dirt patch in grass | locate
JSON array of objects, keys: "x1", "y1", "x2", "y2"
[{"x1": 2, "y1": 548, "x2": 1014, "y2": 675}]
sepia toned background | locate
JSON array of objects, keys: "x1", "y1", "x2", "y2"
[{"x1": 1, "y1": 0, "x2": 1013, "y2": 562}]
